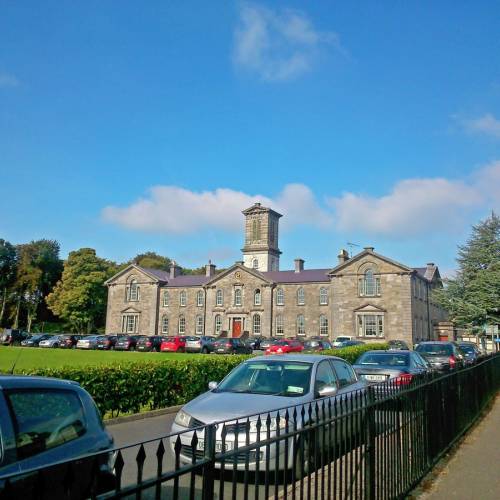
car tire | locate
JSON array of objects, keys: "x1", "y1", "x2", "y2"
[
  {"x1": 201, "y1": 347, "x2": 209, "y2": 354},
  {"x1": 293, "y1": 435, "x2": 312, "y2": 480}
]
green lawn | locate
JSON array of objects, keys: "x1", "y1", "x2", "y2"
[{"x1": 0, "y1": 346, "x2": 198, "y2": 373}]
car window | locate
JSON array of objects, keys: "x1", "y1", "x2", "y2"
[
  {"x1": 6, "y1": 389, "x2": 86, "y2": 460},
  {"x1": 331, "y1": 360, "x2": 357, "y2": 388},
  {"x1": 315, "y1": 361, "x2": 337, "y2": 393}
]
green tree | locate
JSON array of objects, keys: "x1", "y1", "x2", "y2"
[
  {"x1": 434, "y1": 212, "x2": 500, "y2": 328},
  {"x1": 0, "y1": 239, "x2": 17, "y2": 326},
  {"x1": 47, "y1": 248, "x2": 118, "y2": 333},
  {"x1": 130, "y1": 252, "x2": 172, "y2": 271}
]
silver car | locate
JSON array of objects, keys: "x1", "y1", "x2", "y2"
[
  {"x1": 38, "y1": 335, "x2": 62, "y2": 348},
  {"x1": 170, "y1": 354, "x2": 366, "y2": 472},
  {"x1": 76, "y1": 335, "x2": 101, "y2": 349}
]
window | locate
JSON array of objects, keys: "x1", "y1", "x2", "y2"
[
  {"x1": 315, "y1": 361, "x2": 337, "y2": 394},
  {"x1": 178, "y1": 315, "x2": 186, "y2": 334},
  {"x1": 161, "y1": 316, "x2": 169, "y2": 334},
  {"x1": 319, "y1": 287, "x2": 328, "y2": 305},
  {"x1": 252, "y1": 258, "x2": 259, "y2": 270},
  {"x1": 297, "y1": 287, "x2": 305, "y2": 305},
  {"x1": 127, "y1": 278, "x2": 140, "y2": 301},
  {"x1": 234, "y1": 288, "x2": 242, "y2": 306},
  {"x1": 179, "y1": 290, "x2": 187, "y2": 307},
  {"x1": 358, "y1": 269, "x2": 381, "y2": 297},
  {"x1": 319, "y1": 315, "x2": 329, "y2": 336},
  {"x1": 253, "y1": 314, "x2": 261, "y2": 335},
  {"x1": 215, "y1": 314, "x2": 222, "y2": 334},
  {"x1": 6, "y1": 389, "x2": 86, "y2": 460},
  {"x1": 357, "y1": 314, "x2": 384, "y2": 337},
  {"x1": 252, "y1": 218, "x2": 261, "y2": 241},
  {"x1": 196, "y1": 315, "x2": 203, "y2": 335},
  {"x1": 162, "y1": 291, "x2": 169, "y2": 307},
  {"x1": 296, "y1": 314, "x2": 305, "y2": 336},
  {"x1": 121, "y1": 314, "x2": 138, "y2": 333},
  {"x1": 254, "y1": 289, "x2": 261, "y2": 306},
  {"x1": 276, "y1": 314, "x2": 284, "y2": 336},
  {"x1": 276, "y1": 288, "x2": 284, "y2": 306},
  {"x1": 331, "y1": 360, "x2": 357, "y2": 388},
  {"x1": 216, "y1": 289, "x2": 223, "y2": 307},
  {"x1": 196, "y1": 290, "x2": 204, "y2": 307}
]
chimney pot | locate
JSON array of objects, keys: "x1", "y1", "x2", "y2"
[
  {"x1": 426, "y1": 262, "x2": 435, "y2": 267},
  {"x1": 364, "y1": 246, "x2": 375, "y2": 252},
  {"x1": 337, "y1": 249, "x2": 350, "y2": 264},
  {"x1": 169, "y1": 261, "x2": 181, "y2": 279},
  {"x1": 205, "y1": 261, "x2": 216, "y2": 277},
  {"x1": 294, "y1": 258, "x2": 305, "y2": 273}
]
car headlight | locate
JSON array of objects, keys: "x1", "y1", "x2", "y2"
[
  {"x1": 174, "y1": 409, "x2": 192, "y2": 428},
  {"x1": 249, "y1": 416, "x2": 288, "y2": 433}
]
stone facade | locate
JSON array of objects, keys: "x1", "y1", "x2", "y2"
[{"x1": 105, "y1": 203, "x2": 448, "y2": 344}]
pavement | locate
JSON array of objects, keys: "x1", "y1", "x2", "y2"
[{"x1": 417, "y1": 394, "x2": 500, "y2": 500}]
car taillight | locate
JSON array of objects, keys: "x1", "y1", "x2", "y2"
[
  {"x1": 146, "y1": 341, "x2": 152, "y2": 346},
  {"x1": 226, "y1": 343, "x2": 232, "y2": 347},
  {"x1": 106, "y1": 341, "x2": 111, "y2": 345},
  {"x1": 449, "y1": 356, "x2": 456, "y2": 367},
  {"x1": 394, "y1": 374, "x2": 413, "y2": 386}
]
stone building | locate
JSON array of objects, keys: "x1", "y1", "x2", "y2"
[{"x1": 105, "y1": 203, "x2": 448, "y2": 345}]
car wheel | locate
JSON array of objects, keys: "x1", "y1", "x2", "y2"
[
  {"x1": 130, "y1": 346, "x2": 135, "y2": 351},
  {"x1": 201, "y1": 347, "x2": 208, "y2": 354},
  {"x1": 293, "y1": 435, "x2": 312, "y2": 480}
]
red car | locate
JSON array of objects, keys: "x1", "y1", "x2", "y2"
[
  {"x1": 265, "y1": 339, "x2": 304, "y2": 355},
  {"x1": 160, "y1": 336, "x2": 187, "y2": 352}
]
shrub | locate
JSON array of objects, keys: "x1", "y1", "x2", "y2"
[{"x1": 321, "y1": 343, "x2": 388, "y2": 364}]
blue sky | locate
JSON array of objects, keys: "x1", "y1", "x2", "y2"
[{"x1": 1, "y1": 1, "x2": 499, "y2": 275}]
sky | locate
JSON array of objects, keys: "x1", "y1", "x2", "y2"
[{"x1": 1, "y1": 1, "x2": 499, "y2": 276}]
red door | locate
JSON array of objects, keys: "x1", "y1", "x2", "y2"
[{"x1": 232, "y1": 319, "x2": 242, "y2": 338}]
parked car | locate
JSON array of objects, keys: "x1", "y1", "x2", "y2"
[
  {"x1": 1, "y1": 329, "x2": 30, "y2": 346},
  {"x1": 212, "y1": 337, "x2": 252, "y2": 354},
  {"x1": 338, "y1": 340, "x2": 365, "y2": 348},
  {"x1": 185, "y1": 336, "x2": 216, "y2": 353},
  {"x1": 20, "y1": 334, "x2": 52, "y2": 348},
  {"x1": 160, "y1": 336, "x2": 188, "y2": 352},
  {"x1": 170, "y1": 354, "x2": 366, "y2": 473},
  {"x1": 0, "y1": 375, "x2": 115, "y2": 498},
  {"x1": 59, "y1": 334, "x2": 81, "y2": 349},
  {"x1": 352, "y1": 350, "x2": 430, "y2": 385},
  {"x1": 332, "y1": 336, "x2": 353, "y2": 348},
  {"x1": 265, "y1": 339, "x2": 304, "y2": 355},
  {"x1": 96, "y1": 335, "x2": 119, "y2": 350},
  {"x1": 38, "y1": 335, "x2": 63, "y2": 348},
  {"x1": 457, "y1": 342, "x2": 483, "y2": 365},
  {"x1": 259, "y1": 337, "x2": 278, "y2": 350},
  {"x1": 302, "y1": 339, "x2": 333, "y2": 353},
  {"x1": 114, "y1": 335, "x2": 140, "y2": 351},
  {"x1": 76, "y1": 335, "x2": 102, "y2": 350},
  {"x1": 244, "y1": 336, "x2": 263, "y2": 350},
  {"x1": 415, "y1": 341, "x2": 466, "y2": 372},
  {"x1": 136, "y1": 335, "x2": 163, "y2": 352},
  {"x1": 387, "y1": 340, "x2": 410, "y2": 351}
]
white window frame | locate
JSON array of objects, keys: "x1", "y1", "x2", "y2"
[
  {"x1": 179, "y1": 290, "x2": 187, "y2": 307},
  {"x1": 234, "y1": 288, "x2": 242, "y2": 307},
  {"x1": 319, "y1": 315, "x2": 328, "y2": 336},
  {"x1": 196, "y1": 290, "x2": 204, "y2": 307},
  {"x1": 122, "y1": 314, "x2": 139, "y2": 333},
  {"x1": 178, "y1": 315, "x2": 186, "y2": 334},
  {"x1": 276, "y1": 314, "x2": 284, "y2": 336},
  {"x1": 215, "y1": 314, "x2": 222, "y2": 334},
  {"x1": 297, "y1": 287, "x2": 305, "y2": 306},
  {"x1": 276, "y1": 288, "x2": 284, "y2": 306},
  {"x1": 162, "y1": 291, "x2": 169, "y2": 307},
  {"x1": 254, "y1": 289, "x2": 261, "y2": 306},
  {"x1": 296, "y1": 314, "x2": 305, "y2": 336},
  {"x1": 161, "y1": 315, "x2": 169, "y2": 334},
  {"x1": 252, "y1": 258, "x2": 259, "y2": 270},
  {"x1": 253, "y1": 314, "x2": 261, "y2": 335},
  {"x1": 357, "y1": 314, "x2": 384, "y2": 338},
  {"x1": 319, "y1": 287, "x2": 328, "y2": 305},
  {"x1": 196, "y1": 315, "x2": 203, "y2": 335},
  {"x1": 359, "y1": 269, "x2": 381, "y2": 297},
  {"x1": 216, "y1": 289, "x2": 223, "y2": 307},
  {"x1": 127, "y1": 279, "x2": 140, "y2": 302}
]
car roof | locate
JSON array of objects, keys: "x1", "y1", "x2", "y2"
[
  {"x1": 0, "y1": 375, "x2": 80, "y2": 390},
  {"x1": 359, "y1": 350, "x2": 410, "y2": 354},
  {"x1": 246, "y1": 354, "x2": 344, "y2": 363}
]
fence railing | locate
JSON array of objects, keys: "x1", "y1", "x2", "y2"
[{"x1": 1, "y1": 354, "x2": 499, "y2": 500}]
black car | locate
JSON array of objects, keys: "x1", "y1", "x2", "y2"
[
  {"x1": 415, "y1": 341, "x2": 466, "y2": 372},
  {"x1": 59, "y1": 334, "x2": 82, "y2": 349},
  {"x1": 1, "y1": 329, "x2": 30, "y2": 346},
  {"x1": 20, "y1": 334, "x2": 52, "y2": 347},
  {"x1": 114, "y1": 335, "x2": 139, "y2": 351},
  {"x1": 212, "y1": 337, "x2": 252, "y2": 354},
  {"x1": 387, "y1": 340, "x2": 410, "y2": 350},
  {"x1": 96, "y1": 335, "x2": 119, "y2": 350},
  {"x1": 302, "y1": 339, "x2": 334, "y2": 352},
  {"x1": 0, "y1": 375, "x2": 115, "y2": 498},
  {"x1": 457, "y1": 342, "x2": 483, "y2": 365},
  {"x1": 136, "y1": 335, "x2": 163, "y2": 352}
]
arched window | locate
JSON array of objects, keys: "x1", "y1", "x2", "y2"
[
  {"x1": 196, "y1": 315, "x2": 203, "y2": 334},
  {"x1": 297, "y1": 287, "x2": 305, "y2": 305},
  {"x1": 254, "y1": 289, "x2": 261, "y2": 306},
  {"x1": 215, "y1": 314, "x2": 222, "y2": 334},
  {"x1": 196, "y1": 290, "x2": 204, "y2": 307},
  {"x1": 252, "y1": 258, "x2": 259, "y2": 270},
  {"x1": 276, "y1": 288, "x2": 284, "y2": 306},
  {"x1": 179, "y1": 290, "x2": 187, "y2": 307},
  {"x1": 253, "y1": 314, "x2": 261, "y2": 335},
  {"x1": 252, "y1": 218, "x2": 261, "y2": 241},
  {"x1": 319, "y1": 287, "x2": 328, "y2": 305},
  {"x1": 162, "y1": 291, "x2": 169, "y2": 307},
  {"x1": 178, "y1": 315, "x2": 186, "y2": 334},
  {"x1": 276, "y1": 314, "x2": 284, "y2": 336},
  {"x1": 296, "y1": 314, "x2": 305, "y2": 336},
  {"x1": 161, "y1": 316, "x2": 169, "y2": 334},
  {"x1": 359, "y1": 268, "x2": 381, "y2": 297},
  {"x1": 319, "y1": 315, "x2": 328, "y2": 336},
  {"x1": 234, "y1": 288, "x2": 242, "y2": 306},
  {"x1": 216, "y1": 289, "x2": 223, "y2": 307},
  {"x1": 127, "y1": 278, "x2": 140, "y2": 301}
]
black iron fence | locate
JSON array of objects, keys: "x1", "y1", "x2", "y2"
[{"x1": 1, "y1": 354, "x2": 499, "y2": 500}]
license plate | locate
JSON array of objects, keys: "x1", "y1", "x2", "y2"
[
  {"x1": 364, "y1": 374, "x2": 387, "y2": 381},
  {"x1": 217, "y1": 349, "x2": 225, "y2": 352},
  {"x1": 196, "y1": 440, "x2": 233, "y2": 452}
]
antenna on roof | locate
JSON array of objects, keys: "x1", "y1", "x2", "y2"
[{"x1": 346, "y1": 242, "x2": 360, "y2": 258}]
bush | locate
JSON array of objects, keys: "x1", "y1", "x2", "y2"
[{"x1": 321, "y1": 342, "x2": 388, "y2": 364}]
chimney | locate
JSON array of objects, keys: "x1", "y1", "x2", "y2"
[
  {"x1": 294, "y1": 258, "x2": 305, "y2": 273},
  {"x1": 337, "y1": 249, "x2": 349, "y2": 265},
  {"x1": 169, "y1": 260, "x2": 181, "y2": 279},
  {"x1": 205, "y1": 260, "x2": 216, "y2": 277},
  {"x1": 426, "y1": 262, "x2": 435, "y2": 268},
  {"x1": 364, "y1": 246, "x2": 375, "y2": 252}
]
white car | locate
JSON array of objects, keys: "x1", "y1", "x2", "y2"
[
  {"x1": 38, "y1": 335, "x2": 62, "y2": 348},
  {"x1": 332, "y1": 336, "x2": 353, "y2": 348},
  {"x1": 76, "y1": 336, "x2": 101, "y2": 349}
]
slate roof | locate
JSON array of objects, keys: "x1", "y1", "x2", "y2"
[
  {"x1": 261, "y1": 269, "x2": 331, "y2": 283},
  {"x1": 412, "y1": 267, "x2": 436, "y2": 282},
  {"x1": 141, "y1": 268, "x2": 211, "y2": 287}
]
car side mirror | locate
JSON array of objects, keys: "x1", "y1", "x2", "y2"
[
  {"x1": 208, "y1": 381, "x2": 218, "y2": 390},
  {"x1": 317, "y1": 385, "x2": 337, "y2": 398}
]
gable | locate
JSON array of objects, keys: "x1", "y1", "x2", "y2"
[
  {"x1": 329, "y1": 250, "x2": 412, "y2": 276},
  {"x1": 105, "y1": 264, "x2": 161, "y2": 285},
  {"x1": 205, "y1": 263, "x2": 273, "y2": 287},
  {"x1": 121, "y1": 306, "x2": 142, "y2": 314},
  {"x1": 353, "y1": 303, "x2": 387, "y2": 313}
]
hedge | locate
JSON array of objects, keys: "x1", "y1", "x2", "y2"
[{"x1": 20, "y1": 343, "x2": 387, "y2": 418}]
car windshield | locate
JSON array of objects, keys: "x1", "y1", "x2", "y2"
[
  {"x1": 336, "y1": 337, "x2": 351, "y2": 342},
  {"x1": 357, "y1": 353, "x2": 409, "y2": 366},
  {"x1": 416, "y1": 344, "x2": 453, "y2": 356},
  {"x1": 216, "y1": 361, "x2": 313, "y2": 396},
  {"x1": 304, "y1": 341, "x2": 320, "y2": 347},
  {"x1": 216, "y1": 338, "x2": 230, "y2": 343},
  {"x1": 275, "y1": 341, "x2": 291, "y2": 346},
  {"x1": 459, "y1": 345, "x2": 476, "y2": 354}
]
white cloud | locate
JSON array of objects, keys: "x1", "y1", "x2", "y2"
[
  {"x1": 233, "y1": 2, "x2": 340, "y2": 82},
  {"x1": 102, "y1": 183, "x2": 332, "y2": 235},
  {"x1": 461, "y1": 113, "x2": 500, "y2": 139},
  {"x1": 0, "y1": 72, "x2": 20, "y2": 88},
  {"x1": 328, "y1": 163, "x2": 500, "y2": 236}
]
